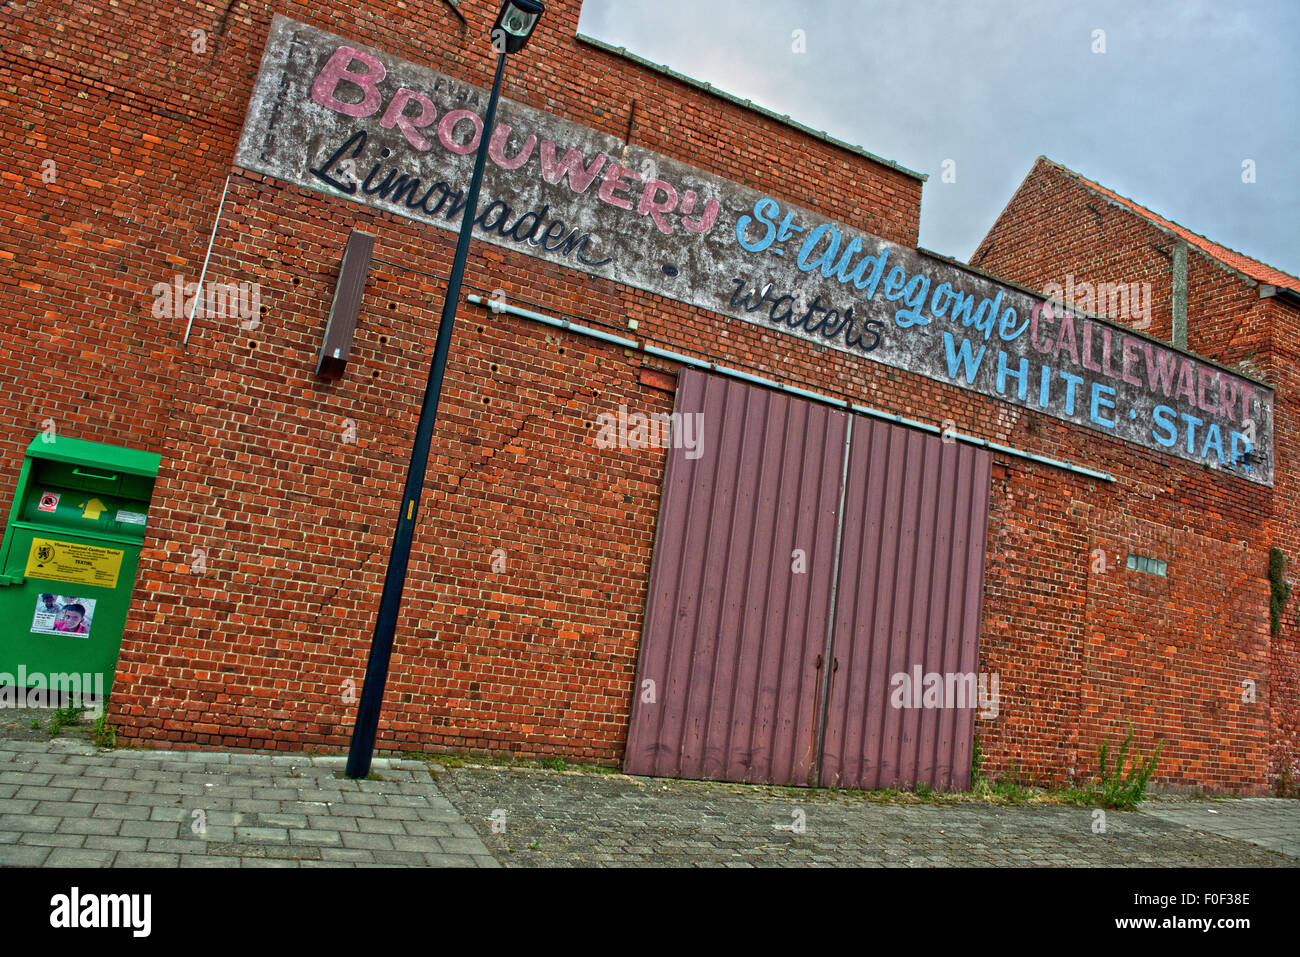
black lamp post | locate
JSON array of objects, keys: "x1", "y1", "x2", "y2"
[{"x1": 346, "y1": 0, "x2": 546, "y2": 779}]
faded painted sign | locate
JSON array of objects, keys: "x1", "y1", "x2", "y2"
[{"x1": 234, "y1": 15, "x2": 1274, "y2": 484}]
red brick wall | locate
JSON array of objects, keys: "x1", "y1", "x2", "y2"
[
  {"x1": 119, "y1": 173, "x2": 675, "y2": 759},
  {"x1": 0, "y1": 0, "x2": 919, "y2": 756},
  {"x1": 980, "y1": 460, "x2": 1088, "y2": 785},
  {"x1": 974, "y1": 159, "x2": 1182, "y2": 345},
  {"x1": 975, "y1": 157, "x2": 1296, "y2": 794},
  {"x1": 0, "y1": 0, "x2": 920, "y2": 489},
  {"x1": 1263, "y1": 299, "x2": 1300, "y2": 792},
  {"x1": 2, "y1": 2, "x2": 1286, "y2": 794},
  {"x1": 971, "y1": 158, "x2": 1274, "y2": 375}
]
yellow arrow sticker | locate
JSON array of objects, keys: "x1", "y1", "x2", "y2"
[{"x1": 81, "y1": 498, "x2": 107, "y2": 521}]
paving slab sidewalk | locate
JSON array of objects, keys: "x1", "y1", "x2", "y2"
[
  {"x1": 0, "y1": 737, "x2": 498, "y2": 868},
  {"x1": 1139, "y1": 798, "x2": 1300, "y2": 860}
]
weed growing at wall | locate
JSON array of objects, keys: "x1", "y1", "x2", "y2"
[
  {"x1": 992, "y1": 763, "x2": 1032, "y2": 800},
  {"x1": 92, "y1": 713, "x2": 117, "y2": 749},
  {"x1": 1276, "y1": 758, "x2": 1300, "y2": 798},
  {"x1": 48, "y1": 703, "x2": 85, "y2": 738},
  {"x1": 1097, "y1": 724, "x2": 1161, "y2": 809}
]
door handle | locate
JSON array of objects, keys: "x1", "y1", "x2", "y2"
[{"x1": 72, "y1": 468, "x2": 118, "y2": 481}]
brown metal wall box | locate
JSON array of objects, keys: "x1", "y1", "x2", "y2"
[{"x1": 315, "y1": 229, "x2": 376, "y2": 380}]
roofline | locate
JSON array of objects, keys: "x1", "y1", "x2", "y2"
[
  {"x1": 918, "y1": 246, "x2": 1273, "y2": 392},
  {"x1": 1268, "y1": 286, "x2": 1300, "y2": 308},
  {"x1": 575, "y1": 33, "x2": 927, "y2": 183},
  {"x1": 1039, "y1": 155, "x2": 1300, "y2": 295}
]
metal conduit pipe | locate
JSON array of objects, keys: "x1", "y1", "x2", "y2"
[{"x1": 466, "y1": 294, "x2": 1116, "y2": 483}]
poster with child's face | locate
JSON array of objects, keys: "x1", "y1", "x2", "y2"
[{"x1": 31, "y1": 595, "x2": 96, "y2": 637}]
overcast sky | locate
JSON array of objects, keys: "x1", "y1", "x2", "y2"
[{"x1": 576, "y1": 0, "x2": 1300, "y2": 279}]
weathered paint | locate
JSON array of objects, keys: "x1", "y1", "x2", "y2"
[
  {"x1": 1172, "y1": 241, "x2": 1189, "y2": 349},
  {"x1": 234, "y1": 16, "x2": 1274, "y2": 484}
]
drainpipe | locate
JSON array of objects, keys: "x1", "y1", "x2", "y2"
[{"x1": 1171, "y1": 241, "x2": 1188, "y2": 349}]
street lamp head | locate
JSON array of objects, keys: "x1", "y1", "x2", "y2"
[{"x1": 492, "y1": 0, "x2": 544, "y2": 54}]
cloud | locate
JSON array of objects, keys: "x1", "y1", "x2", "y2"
[{"x1": 578, "y1": 0, "x2": 1299, "y2": 275}]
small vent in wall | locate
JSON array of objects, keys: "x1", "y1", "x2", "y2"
[{"x1": 1127, "y1": 553, "x2": 1168, "y2": 577}]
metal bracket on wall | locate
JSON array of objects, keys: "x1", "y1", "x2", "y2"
[
  {"x1": 316, "y1": 230, "x2": 377, "y2": 380},
  {"x1": 182, "y1": 175, "x2": 231, "y2": 346},
  {"x1": 439, "y1": 0, "x2": 467, "y2": 26}
]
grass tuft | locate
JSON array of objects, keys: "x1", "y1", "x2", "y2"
[
  {"x1": 91, "y1": 713, "x2": 117, "y2": 749},
  {"x1": 49, "y1": 704, "x2": 86, "y2": 738},
  {"x1": 1096, "y1": 724, "x2": 1161, "y2": 809}
]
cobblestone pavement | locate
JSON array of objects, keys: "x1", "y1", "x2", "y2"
[
  {"x1": 433, "y1": 762, "x2": 1298, "y2": 867},
  {"x1": 1139, "y1": 799, "x2": 1300, "y2": 860},
  {"x1": 0, "y1": 736, "x2": 497, "y2": 868}
]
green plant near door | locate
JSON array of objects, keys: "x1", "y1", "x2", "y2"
[{"x1": 1096, "y1": 724, "x2": 1161, "y2": 809}]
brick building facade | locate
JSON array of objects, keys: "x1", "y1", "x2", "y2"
[
  {"x1": 2, "y1": 2, "x2": 1294, "y2": 794},
  {"x1": 973, "y1": 156, "x2": 1300, "y2": 793}
]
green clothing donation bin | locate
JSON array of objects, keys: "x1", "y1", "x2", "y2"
[{"x1": 0, "y1": 436, "x2": 160, "y2": 699}]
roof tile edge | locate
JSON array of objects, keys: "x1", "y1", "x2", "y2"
[{"x1": 1038, "y1": 156, "x2": 1300, "y2": 293}]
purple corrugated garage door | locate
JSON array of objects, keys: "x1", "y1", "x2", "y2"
[
  {"x1": 817, "y1": 420, "x2": 992, "y2": 791},
  {"x1": 624, "y1": 370, "x2": 992, "y2": 790},
  {"x1": 623, "y1": 369, "x2": 848, "y2": 785}
]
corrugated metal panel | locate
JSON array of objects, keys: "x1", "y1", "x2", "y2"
[
  {"x1": 818, "y1": 421, "x2": 992, "y2": 791},
  {"x1": 624, "y1": 369, "x2": 849, "y2": 784}
]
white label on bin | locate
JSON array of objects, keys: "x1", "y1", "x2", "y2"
[
  {"x1": 38, "y1": 492, "x2": 59, "y2": 513},
  {"x1": 115, "y1": 510, "x2": 147, "y2": 527}
]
